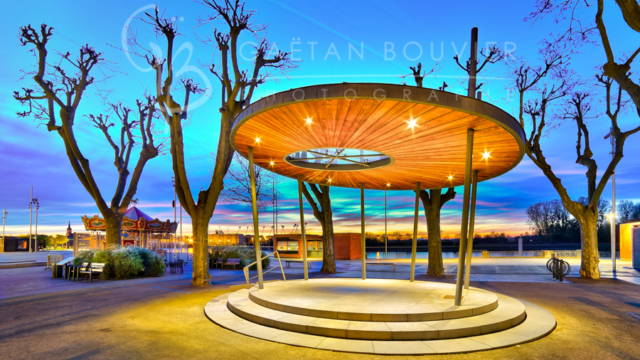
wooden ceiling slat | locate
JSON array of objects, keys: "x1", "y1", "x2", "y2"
[{"x1": 233, "y1": 92, "x2": 524, "y2": 190}]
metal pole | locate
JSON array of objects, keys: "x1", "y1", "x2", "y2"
[
  {"x1": 180, "y1": 203, "x2": 183, "y2": 261},
  {"x1": 611, "y1": 128, "x2": 616, "y2": 272},
  {"x1": 29, "y1": 187, "x2": 33, "y2": 252},
  {"x1": 2, "y1": 210, "x2": 7, "y2": 253},
  {"x1": 464, "y1": 170, "x2": 479, "y2": 289},
  {"x1": 468, "y1": 27, "x2": 478, "y2": 98},
  {"x1": 361, "y1": 183, "x2": 366, "y2": 280},
  {"x1": 297, "y1": 176, "x2": 309, "y2": 280},
  {"x1": 248, "y1": 146, "x2": 264, "y2": 289},
  {"x1": 454, "y1": 129, "x2": 474, "y2": 306},
  {"x1": 385, "y1": 189, "x2": 388, "y2": 259},
  {"x1": 173, "y1": 178, "x2": 177, "y2": 262},
  {"x1": 35, "y1": 198, "x2": 39, "y2": 251},
  {"x1": 410, "y1": 182, "x2": 420, "y2": 282},
  {"x1": 73, "y1": 232, "x2": 79, "y2": 257}
]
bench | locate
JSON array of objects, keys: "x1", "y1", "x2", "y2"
[
  {"x1": 52, "y1": 257, "x2": 74, "y2": 279},
  {"x1": 365, "y1": 262, "x2": 396, "y2": 271},
  {"x1": 169, "y1": 259, "x2": 184, "y2": 274},
  {"x1": 77, "y1": 263, "x2": 105, "y2": 282},
  {"x1": 285, "y1": 260, "x2": 314, "y2": 269},
  {"x1": 210, "y1": 257, "x2": 223, "y2": 269},
  {"x1": 45, "y1": 254, "x2": 65, "y2": 271},
  {"x1": 222, "y1": 258, "x2": 241, "y2": 270}
]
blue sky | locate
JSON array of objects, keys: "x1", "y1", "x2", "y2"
[{"x1": 1, "y1": 0, "x2": 638, "y2": 237}]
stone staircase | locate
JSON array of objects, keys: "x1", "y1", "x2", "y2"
[{"x1": 205, "y1": 279, "x2": 556, "y2": 355}]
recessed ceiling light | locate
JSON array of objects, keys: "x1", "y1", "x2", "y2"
[
  {"x1": 448, "y1": 175, "x2": 454, "y2": 181},
  {"x1": 305, "y1": 118, "x2": 313, "y2": 124},
  {"x1": 406, "y1": 118, "x2": 418, "y2": 130},
  {"x1": 269, "y1": 161, "x2": 275, "y2": 166},
  {"x1": 255, "y1": 137, "x2": 261, "y2": 143},
  {"x1": 482, "y1": 150, "x2": 491, "y2": 160}
]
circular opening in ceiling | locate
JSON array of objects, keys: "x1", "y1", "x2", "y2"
[{"x1": 284, "y1": 148, "x2": 394, "y2": 172}]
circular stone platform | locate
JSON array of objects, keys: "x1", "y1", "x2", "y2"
[
  {"x1": 205, "y1": 279, "x2": 556, "y2": 355},
  {"x1": 248, "y1": 278, "x2": 498, "y2": 321}
]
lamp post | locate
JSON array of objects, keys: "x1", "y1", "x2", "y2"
[
  {"x1": 171, "y1": 176, "x2": 177, "y2": 262},
  {"x1": 605, "y1": 128, "x2": 616, "y2": 272},
  {"x1": 385, "y1": 184, "x2": 389, "y2": 259},
  {"x1": 34, "y1": 197, "x2": 40, "y2": 251},
  {"x1": 2, "y1": 210, "x2": 7, "y2": 253},
  {"x1": 29, "y1": 187, "x2": 33, "y2": 252}
]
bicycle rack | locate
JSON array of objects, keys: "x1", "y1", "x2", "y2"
[{"x1": 547, "y1": 254, "x2": 571, "y2": 282}]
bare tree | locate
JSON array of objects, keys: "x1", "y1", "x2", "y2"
[
  {"x1": 512, "y1": 52, "x2": 638, "y2": 278},
  {"x1": 222, "y1": 153, "x2": 273, "y2": 211},
  {"x1": 454, "y1": 43, "x2": 505, "y2": 94},
  {"x1": 514, "y1": 0, "x2": 640, "y2": 278},
  {"x1": 301, "y1": 184, "x2": 336, "y2": 273},
  {"x1": 139, "y1": 2, "x2": 294, "y2": 286},
  {"x1": 618, "y1": 200, "x2": 640, "y2": 223},
  {"x1": 13, "y1": 24, "x2": 161, "y2": 246}
]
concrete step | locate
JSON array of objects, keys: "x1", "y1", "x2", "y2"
[
  {"x1": 248, "y1": 278, "x2": 499, "y2": 322},
  {"x1": 205, "y1": 291, "x2": 557, "y2": 355},
  {"x1": 227, "y1": 289, "x2": 525, "y2": 341}
]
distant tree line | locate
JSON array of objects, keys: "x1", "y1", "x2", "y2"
[{"x1": 524, "y1": 198, "x2": 640, "y2": 243}]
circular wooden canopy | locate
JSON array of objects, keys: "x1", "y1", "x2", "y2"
[{"x1": 231, "y1": 83, "x2": 525, "y2": 190}]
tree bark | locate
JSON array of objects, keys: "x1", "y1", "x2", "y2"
[
  {"x1": 574, "y1": 207, "x2": 601, "y2": 279},
  {"x1": 417, "y1": 188, "x2": 455, "y2": 277},
  {"x1": 424, "y1": 200, "x2": 444, "y2": 277},
  {"x1": 103, "y1": 213, "x2": 122, "y2": 248},
  {"x1": 191, "y1": 213, "x2": 211, "y2": 286},
  {"x1": 300, "y1": 183, "x2": 336, "y2": 273},
  {"x1": 320, "y1": 205, "x2": 336, "y2": 273}
]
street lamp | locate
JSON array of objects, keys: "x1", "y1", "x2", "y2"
[
  {"x1": 2, "y1": 209, "x2": 7, "y2": 253},
  {"x1": 28, "y1": 187, "x2": 38, "y2": 252},
  {"x1": 605, "y1": 128, "x2": 616, "y2": 272}
]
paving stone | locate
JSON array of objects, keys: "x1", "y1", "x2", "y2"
[
  {"x1": 317, "y1": 337, "x2": 375, "y2": 353},
  {"x1": 372, "y1": 340, "x2": 436, "y2": 355}
]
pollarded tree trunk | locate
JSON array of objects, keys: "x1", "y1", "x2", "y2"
[
  {"x1": 191, "y1": 214, "x2": 211, "y2": 287},
  {"x1": 300, "y1": 183, "x2": 336, "y2": 273},
  {"x1": 425, "y1": 203, "x2": 444, "y2": 276},
  {"x1": 320, "y1": 208, "x2": 336, "y2": 273},
  {"x1": 104, "y1": 213, "x2": 123, "y2": 248},
  {"x1": 418, "y1": 188, "x2": 455, "y2": 277},
  {"x1": 575, "y1": 208, "x2": 601, "y2": 279}
]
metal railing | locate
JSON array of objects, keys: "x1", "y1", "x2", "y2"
[
  {"x1": 243, "y1": 251, "x2": 286, "y2": 285},
  {"x1": 547, "y1": 255, "x2": 571, "y2": 282}
]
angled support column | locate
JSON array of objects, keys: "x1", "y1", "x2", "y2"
[
  {"x1": 464, "y1": 170, "x2": 479, "y2": 289},
  {"x1": 454, "y1": 129, "x2": 474, "y2": 306},
  {"x1": 297, "y1": 176, "x2": 309, "y2": 280},
  {"x1": 361, "y1": 183, "x2": 366, "y2": 280},
  {"x1": 248, "y1": 146, "x2": 264, "y2": 289},
  {"x1": 410, "y1": 182, "x2": 420, "y2": 282}
]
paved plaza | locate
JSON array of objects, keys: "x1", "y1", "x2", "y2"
[{"x1": 0, "y1": 251, "x2": 640, "y2": 358}]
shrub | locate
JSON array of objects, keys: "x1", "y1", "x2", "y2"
[
  {"x1": 132, "y1": 247, "x2": 166, "y2": 277},
  {"x1": 73, "y1": 246, "x2": 165, "y2": 280},
  {"x1": 73, "y1": 250, "x2": 97, "y2": 265}
]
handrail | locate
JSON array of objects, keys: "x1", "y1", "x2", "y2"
[{"x1": 243, "y1": 251, "x2": 286, "y2": 285}]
